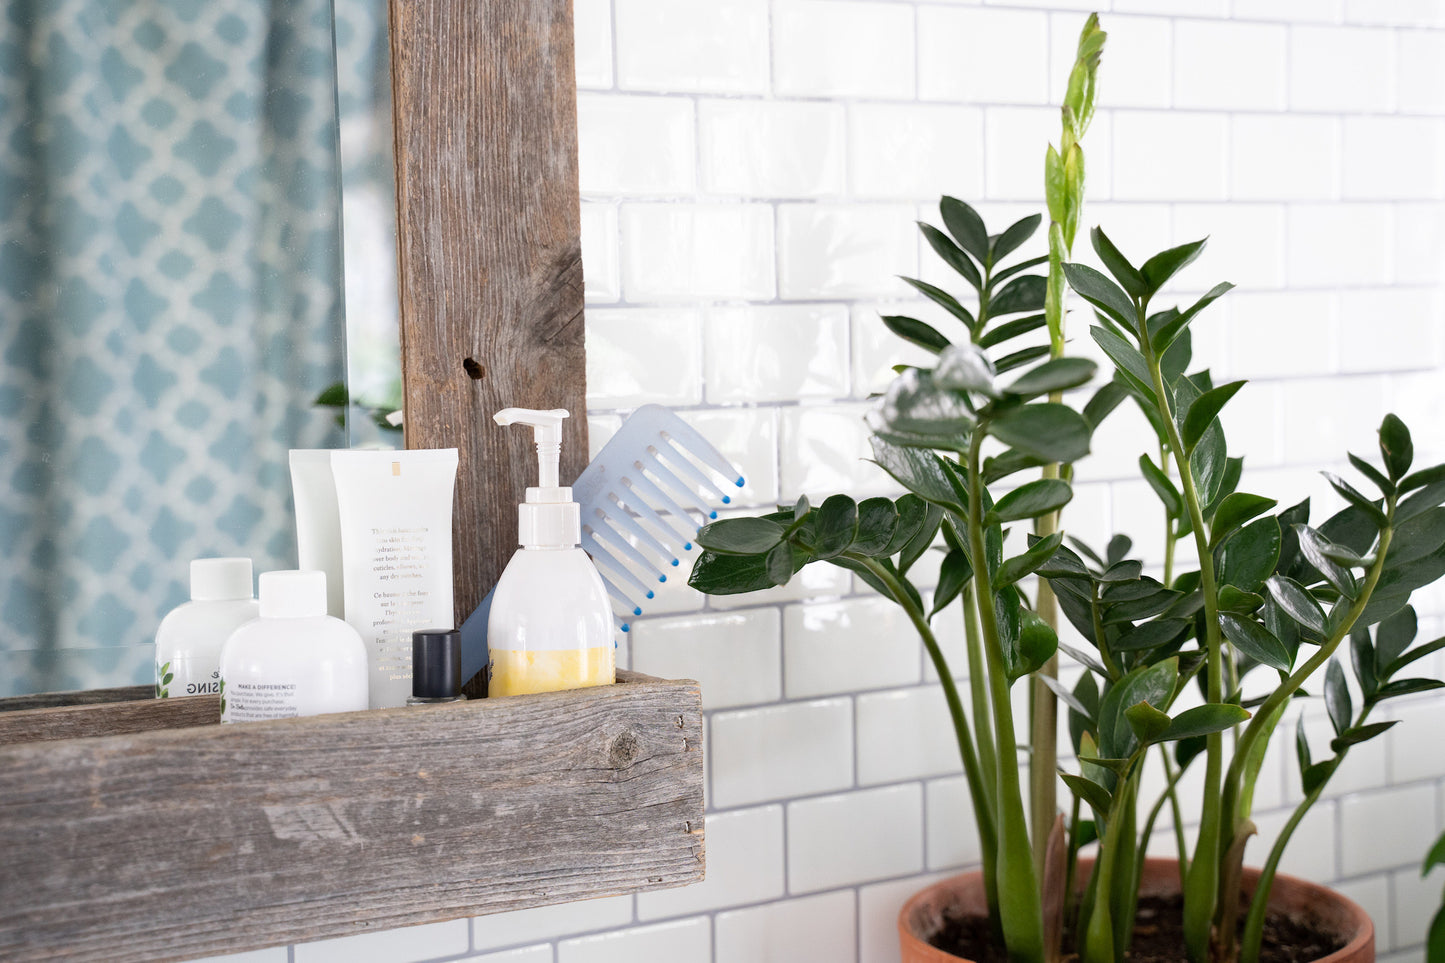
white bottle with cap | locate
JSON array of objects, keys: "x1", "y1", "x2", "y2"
[
  {"x1": 155, "y1": 558, "x2": 260, "y2": 699},
  {"x1": 218, "y1": 570, "x2": 369, "y2": 722},
  {"x1": 488, "y1": 408, "x2": 615, "y2": 697}
]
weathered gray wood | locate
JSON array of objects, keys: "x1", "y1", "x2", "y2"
[
  {"x1": 0, "y1": 693, "x2": 218, "y2": 746},
  {"x1": 0, "y1": 671, "x2": 703, "y2": 962},
  {"x1": 0, "y1": 684, "x2": 151, "y2": 712},
  {"x1": 389, "y1": 0, "x2": 588, "y2": 689}
]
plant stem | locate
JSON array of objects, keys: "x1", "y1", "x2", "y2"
[
  {"x1": 1032, "y1": 464, "x2": 1062, "y2": 881},
  {"x1": 1140, "y1": 746, "x2": 1189, "y2": 888},
  {"x1": 965, "y1": 581, "x2": 1000, "y2": 815},
  {"x1": 1162, "y1": 748, "x2": 1190, "y2": 885},
  {"x1": 1136, "y1": 302, "x2": 1226, "y2": 963},
  {"x1": 966, "y1": 426, "x2": 1045, "y2": 963}
]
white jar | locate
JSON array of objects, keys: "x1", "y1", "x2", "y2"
[
  {"x1": 219, "y1": 571, "x2": 369, "y2": 723},
  {"x1": 155, "y1": 558, "x2": 259, "y2": 699}
]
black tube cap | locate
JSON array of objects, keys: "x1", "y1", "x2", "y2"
[{"x1": 412, "y1": 628, "x2": 462, "y2": 699}]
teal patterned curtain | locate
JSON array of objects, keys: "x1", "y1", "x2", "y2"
[{"x1": 0, "y1": 0, "x2": 350, "y2": 695}]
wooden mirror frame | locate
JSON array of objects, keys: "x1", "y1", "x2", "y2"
[{"x1": 390, "y1": 0, "x2": 589, "y2": 644}]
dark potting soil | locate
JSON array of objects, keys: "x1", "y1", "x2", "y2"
[{"x1": 929, "y1": 894, "x2": 1346, "y2": 963}]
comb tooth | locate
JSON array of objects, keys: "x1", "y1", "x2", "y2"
[
  {"x1": 642, "y1": 447, "x2": 713, "y2": 517},
  {"x1": 598, "y1": 576, "x2": 645, "y2": 619},
  {"x1": 587, "y1": 513, "x2": 670, "y2": 582},
  {"x1": 603, "y1": 496, "x2": 677, "y2": 565},
  {"x1": 613, "y1": 484, "x2": 688, "y2": 555},
  {"x1": 654, "y1": 416, "x2": 740, "y2": 482},
  {"x1": 622, "y1": 465, "x2": 700, "y2": 538},
  {"x1": 653, "y1": 436, "x2": 728, "y2": 502},
  {"x1": 582, "y1": 526, "x2": 655, "y2": 598}
]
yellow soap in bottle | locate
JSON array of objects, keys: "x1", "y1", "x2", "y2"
[{"x1": 487, "y1": 407, "x2": 615, "y2": 697}]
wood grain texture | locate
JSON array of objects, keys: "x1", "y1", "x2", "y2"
[
  {"x1": 0, "y1": 692, "x2": 218, "y2": 746},
  {"x1": 0, "y1": 672, "x2": 703, "y2": 962},
  {"x1": 390, "y1": 0, "x2": 588, "y2": 668},
  {"x1": 0, "y1": 685, "x2": 152, "y2": 712}
]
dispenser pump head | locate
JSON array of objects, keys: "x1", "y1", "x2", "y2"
[{"x1": 494, "y1": 407, "x2": 579, "y2": 548}]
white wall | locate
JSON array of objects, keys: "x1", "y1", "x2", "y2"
[{"x1": 207, "y1": 2, "x2": 1445, "y2": 962}]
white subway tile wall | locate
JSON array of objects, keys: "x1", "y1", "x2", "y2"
[{"x1": 248, "y1": 5, "x2": 1445, "y2": 963}]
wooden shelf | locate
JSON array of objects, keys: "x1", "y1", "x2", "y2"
[{"x1": 0, "y1": 670, "x2": 704, "y2": 962}]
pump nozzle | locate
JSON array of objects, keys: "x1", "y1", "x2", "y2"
[{"x1": 494, "y1": 408, "x2": 569, "y2": 490}]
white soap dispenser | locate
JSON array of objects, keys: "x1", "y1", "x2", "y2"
[
  {"x1": 487, "y1": 407, "x2": 615, "y2": 697},
  {"x1": 154, "y1": 558, "x2": 260, "y2": 698}
]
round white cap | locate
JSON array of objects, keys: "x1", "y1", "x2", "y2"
[
  {"x1": 190, "y1": 558, "x2": 254, "y2": 602},
  {"x1": 519, "y1": 495, "x2": 580, "y2": 548},
  {"x1": 259, "y1": 570, "x2": 328, "y2": 619}
]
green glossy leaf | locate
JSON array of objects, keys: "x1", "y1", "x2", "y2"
[
  {"x1": 1217, "y1": 517, "x2": 1281, "y2": 594},
  {"x1": 1064, "y1": 262, "x2": 1137, "y2": 328},
  {"x1": 1090, "y1": 226, "x2": 1146, "y2": 299},
  {"x1": 1098, "y1": 658, "x2": 1180, "y2": 759},
  {"x1": 696, "y1": 516, "x2": 786, "y2": 555},
  {"x1": 1091, "y1": 325, "x2": 1154, "y2": 398},
  {"x1": 1182, "y1": 380, "x2": 1246, "y2": 454},
  {"x1": 852, "y1": 498, "x2": 899, "y2": 556},
  {"x1": 1219, "y1": 613, "x2": 1293, "y2": 672},
  {"x1": 982, "y1": 448, "x2": 1047, "y2": 484},
  {"x1": 1003, "y1": 357, "x2": 1096, "y2": 398},
  {"x1": 921, "y1": 223, "x2": 982, "y2": 289},
  {"x1": 1330, "y1": 720, "x2": 1398, "y2": 753},
  {"x1": 1295, "y1": 719, "x2": 1312, "y2": 776},
  {"x1": 931, "y1": 549, "x2": 973, "y2": 618},
  {"x1": 900, "y1": 276, "x2": 977, "y2": 330},
  {"x1": 1041, "y1": 673, "x2": 1093, "y2": 718},
  {"x1": 882, "y1": 315, "x2": 950, "y2": 354},
  {"x1": 996, "y1": 531, "x2": 1066, "y2": 589},
  {"x1": 689, "y1": 550, "x2": 782, "y2": 595},
  {"x1": 1375, "y1": 606, "x2": 1418, "y2": 674},
  {"x1": 1008, "y1": 607, "x2": 1059, "y2": 681},
  {"x1": 1140, "y1": 238, "x2": 1208, "y2": 295},
  {"x1": 1099, "y1": 560, "x2": 1144, "y2": 584},
  {"x1": 1383, "y1": 634, "x2": 1445, "y2": 679},
  {"x1": 989, "y1": 403, "x2": 1092, "y2": 464},
  {"x1": 1140, "y1": 454, "x2": 1183, "y2": 517},
  {"x1": 882, "y1": 495, "x2": 927, "y2": 556},
  {"x1": 932, "y1": 343, "x2": 998, "y2": 396},
  {"x1": 1378, "y1": 413, "x2": 1413, "y2": 481},
  {"x1": 1348, "y1": 453, "x2": 1395, "y2": 497},
  {"x1": 1426, "y1": 831, "x2": 1445, "y2": 875},
  {"x1": 990, "y1": 478, "x2": 1073, "y2": 523},
  {"x1": 765, "y1": 540, "x2": 796, "y2": 585},
  {"x1": 1373, "y1": 678, "x2": 1445, "y2": 700},
  {"x1": 979, "y1": 313, "x2": 1047, "y2": 349},
  {"x1": 940, "y1": 196, "x2": 989, "y2": 264},
  {"x1": 1150, "y1": 282, "x2": 1234, "y2": 355},
  {"x1": 994, "y1": 345, "x2": 1052, "y2": 374},
  {"x1": 872, "y1": 369, "x2": 977, "y2": 445},
  {"x1": 1265, "y1": 575, "x2": 1328, "y2": 636},
  {"x1": 1218, "y1": 585, "x2": 1265, "y2": 614},
  {"x1": 1294, "y1": 524, "x2": 1358, "y2": 599},
  {"x1": 990, "y1": 274, "x2": 1048, "y2": 317},
  {"x1": 1302, "y1": 760, "x2": 1335, "y2": 795},
  {"x1": 315, "y1": 382, "x2": 349, "y2": 406},
  {"x1": 992, "y1": 254, "x2": 1050, "y2": 286},
  {"x1": 1126, "y1": 700, "x2": 1172, "y2": 743},
  {"x1": 1083, "y1": 380, "x2": 1129, "y2": 431},
  {"x1": 1325, "y1": 659, "x2": 1351, "y2": 737},
  {"x1": 868, "y1": 437, "x2": 968, "y2": 515},
  {"x1": 1352, "y1": 626, "x2": 1379, "y2": 698},
  {"x1": 1401, "y1": 463, "x2": 1445, "y2": 495},
  {"x1": 814, "y1": 495, "x2": 859, "y2": 559},
  {"x1": 991, "y1": 213, "x2": 1042, "y2": 264},
  {"x1": 1107, "y1": 535, "x2": 1134, "y2": 568},
  {"x1": 1323, "y1": 472, "x2": 1388, "y2": 529},
  {"x1": 1112, "y1": 619, "x2": 1190, "y2": 652},
  {"x1": 1060, "y1": 771, "x2": 1114, "y2": 815},
  {"x1": 1390, "y1": 507, "x2": 1445, "y2": 568},
  {"x1": 1210, "y1": 493, "x2": 1278, "y2": 549},
  {"x1": 899, "y1": 503, "x2": 945, "y2": 575},
  {"x1": 1160, "y1": 703, "x2": 1250, "y2": 742}
]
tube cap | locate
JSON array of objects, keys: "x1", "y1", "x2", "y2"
[
  {"x1": 258, "y1": 570, "x2": 328, "y2": 619},
  {"x1": 412, "y1": 629, "x2": 462, "y2": 699},
  {"x1": 191, "y1": 558, "x2": 254, "y2": 602}
]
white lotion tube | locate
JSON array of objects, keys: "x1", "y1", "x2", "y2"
[
  {"x1": 289, "y1": 450, "x2": 345, "y2": 619},
  {"x1": 331, "y1": 448, "x2": 459, "y2": 709}
]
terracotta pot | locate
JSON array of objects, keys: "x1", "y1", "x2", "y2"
[{"x1": 898, "y1": 857, "x2": 1374, "y2": 963}]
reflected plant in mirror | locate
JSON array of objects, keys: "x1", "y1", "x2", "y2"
[{"x1": 0, "y1": 0, "x2": 400, "y2": 696}]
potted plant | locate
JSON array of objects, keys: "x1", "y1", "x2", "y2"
[{"x1": 685, "y1": 14, "x2": 1445, "y2": 963}]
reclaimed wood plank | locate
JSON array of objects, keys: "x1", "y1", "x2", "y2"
[
  {"x1": 0, "y1": 672, "x2": 703, "y2": 962},
  {"x1": 0, "y1": 684, "x2": 152, "y2": 712},
  {"x1": 0, "y1": 693, "x2": 219, "y2": 746},
  {"x1": 389, "y1": 0, "x2": 588, "y2": 690}
]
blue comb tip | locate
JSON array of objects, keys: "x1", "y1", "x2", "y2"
[
  {"x1": 659, "y1": 574, "x2": 667, "y2": 583},
  {"x1": 735, "y1": 477, "x2": 745, "y2": 487},
  {"x1": 646, "y1": 590, "x2": 655, "y2": 599},
  {"x1": 671, "y1": 558, "x2": 680, "y2": 567},
  {"x1": 722, "y1": 495, "x2": 731, "y2": 504},
  {"x1": 621, "y1": 623, "x2": 630, "y2": 633},
  {"x1": 710, "y1": 510, "x2": 718, "y2": 519},
  {"x1": 684, "y1": 541, "x2": 692, "y2": 551},
  {"x1": 633, "y1": 606, "x2": 642, "y2": 616}
]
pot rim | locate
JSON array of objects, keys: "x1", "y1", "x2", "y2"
[{"x1": 897, "y1": 857, "x2": 1374, "y2": 963}]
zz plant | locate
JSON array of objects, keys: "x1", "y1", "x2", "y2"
[{"x1": 686, "y1": 19, "x2": 1445, "y2": 963}]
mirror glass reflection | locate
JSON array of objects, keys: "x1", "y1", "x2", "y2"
[{"x1": 0, "y1": 0, "x2": 399, "y2": 697}]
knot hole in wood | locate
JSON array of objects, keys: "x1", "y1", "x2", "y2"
[
  {"x1": 608, "y1": 729, "x2": 641, "y2": 769},
  {"x1": 462, "y1": 357, "x2": 485, "y2": 380}
]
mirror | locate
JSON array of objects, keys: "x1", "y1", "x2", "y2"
[{"x1": 0, "y1": 0, "x2": 399, "y2": 697}]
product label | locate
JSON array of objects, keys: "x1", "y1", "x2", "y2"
[
  {"x1": 221, "y1": 680, "x2": 300, "y2": 722},
  {"x1": 366, "y1": 525, "x2": 437, "y2": 682},
  {"x1": 156, "y1": 657, "x2": 221, "y2": 698}
]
